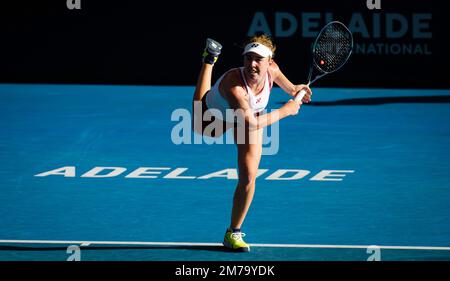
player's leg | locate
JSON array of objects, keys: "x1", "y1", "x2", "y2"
[
  {"x1": 193, "y1": 38, "x2": 222, "y2": 102},
  {"x1": 192, "y1": 39, "x2": 222, "y2": 136},
  {"x1": 223, "y1": 127, "x2": 263, "y2": 252},
  {"x1": 231, "y1": 128, "x2": 263, "y2": 229}
]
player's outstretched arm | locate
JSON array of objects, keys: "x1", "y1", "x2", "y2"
[{"x1": 227, "y1": 85, "x2": 300, "y2": 131}]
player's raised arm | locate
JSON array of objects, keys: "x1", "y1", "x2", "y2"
[{"x1": 270, "y1": 61, "x2": 312, "y2": 103}]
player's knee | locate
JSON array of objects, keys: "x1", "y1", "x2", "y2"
[
  {"x1": 191, "y1": 109, "x2": 202, "y2": 135},
  {"x1": 238, "y1": 174, "x2": 256, "y2": 190},
  {"x1": 192, "y1": 110, "x2": 227, "y2": 138},
  {"x1": 192, "y1": 120, "x2": 226, "y2": 138}
]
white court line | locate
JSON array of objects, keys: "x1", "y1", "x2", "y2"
[{"x1": 1, "y1": 240, "x2": 450, "y2": 251}]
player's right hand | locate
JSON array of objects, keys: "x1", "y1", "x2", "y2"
[
  {"x1": 284, "y1": 99, "x2": 301, "y2": 116},
  {"x1": 294, "y1": 85, "x2": 312, "y2": 103}
]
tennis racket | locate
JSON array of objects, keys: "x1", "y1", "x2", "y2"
[{"x1": 294, "y1": 21, "x2": 353, "y2": 103}]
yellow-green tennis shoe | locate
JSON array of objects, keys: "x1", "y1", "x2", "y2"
[
  {"x1": 223, "y1": 231, "x2": 250, "y2": 252},
  {"x1": 202, "y1": 38, "x2": 222, "y2": 65}
]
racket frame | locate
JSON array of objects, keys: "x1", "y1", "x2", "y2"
[{"x1": 294, "y1": 21, "x2": 353, "y2": 103}]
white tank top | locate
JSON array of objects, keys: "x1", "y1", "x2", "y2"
[{"x1": 205, "y1": 67, "x2": 272, "y2": 122}]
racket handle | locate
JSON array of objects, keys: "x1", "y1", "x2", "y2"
[{"x1": 294, "y1": 89, "x2": 307, "y2": 103}]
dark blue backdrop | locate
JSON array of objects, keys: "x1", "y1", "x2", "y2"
[{"x1": 0, "y1": 0, "x2": 448, "y2": 88}]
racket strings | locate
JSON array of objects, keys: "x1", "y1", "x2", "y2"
[{"x1": 314, "y1": 23, "x2": 352, "y2": 73}]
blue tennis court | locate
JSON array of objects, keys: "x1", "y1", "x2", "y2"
[{"x1": 0, "y1": 83, "x2": 449, "y2": 261}]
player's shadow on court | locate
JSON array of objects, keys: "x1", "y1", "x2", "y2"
[
  {"x1": 279, "y1": 95, "x2": 450, "y2": 106},
  {"x1": 0, "y1": 245, "x2": 233, "y2": 253}
]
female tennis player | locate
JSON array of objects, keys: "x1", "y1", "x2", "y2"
[{"x1": 192, "y1": 35, "x2": 312, "y2": 252}]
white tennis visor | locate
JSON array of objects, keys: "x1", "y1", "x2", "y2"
[{"x1": 242, "y1": 43, "x2": 273, "y2": 58}]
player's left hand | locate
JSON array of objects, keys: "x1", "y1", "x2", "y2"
[{"x1": 294, "y1": 84, "x2": 312, "y2": 103}]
